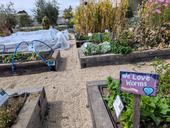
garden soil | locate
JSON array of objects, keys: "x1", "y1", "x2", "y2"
[{"x1": 0, "y1": 40, "x2": 168, "y2": 128}]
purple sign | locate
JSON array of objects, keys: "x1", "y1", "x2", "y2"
[{"x1": 120, "y1": 71, "x2": 159, "y2": 96}]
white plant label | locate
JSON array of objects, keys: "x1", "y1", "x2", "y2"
[
  {"x1": 88, "y1": 33, "x2": 92, "y2": 37},
  {"x1": 113, "y1": 95, "x2": 124, "y2": 118},
  {"x1": 0, "y1": 89, "x2": 9, "y2": 106},
  {"x1": 105, "y1": 29, "x2": 109, "y2": 33}
]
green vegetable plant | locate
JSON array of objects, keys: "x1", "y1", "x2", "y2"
[
  {"x1": 89, "y1": 33, "x2": 112, "y2": 43},
  {"x1": 105, "y1": 71, "x2": 170, "y2": 128},
  {"x1": 81, "y1": 39, "x2": 133, "y2": 56},
  {"x1": 75, "y1": 34, "x2": 89, "y2": 41},
  {"x1": 110, "y1": 40, "x2": 133, "y2": 55},
  {"x1": 152, "y1": 58, "x2": 170, "y2": 96},
  {"x1": 1, "y1": 51, "x2": 51, "y2": 64}
]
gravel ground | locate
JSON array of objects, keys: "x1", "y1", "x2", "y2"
[{"x1": 0, "y1": 40, "x2": 167, "y2": 128}]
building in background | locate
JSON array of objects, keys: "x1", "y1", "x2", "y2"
[{"x1": 17, "y1": 10, "x2": 28, "y2": 16}]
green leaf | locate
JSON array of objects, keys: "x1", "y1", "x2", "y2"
[
  {"x1": 160, "y1": 109, "x2": 170, "y2": 115},
  {"x1": 159, "y1": 104, "x2": 169, "y2": 110},
  {"x1": 150, "y1": 114, "x2": 161, "y2": 126},
  {"x1": 166, "y1": 117, "x2": 170, "y2": 122}
]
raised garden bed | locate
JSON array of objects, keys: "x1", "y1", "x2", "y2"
[
  {"x1": 0, "y1": 50, "x2": 60, "y2": 74},
  {"x1": 0, "y1": 86, "x2": 47, "y2": 128},
  {"x1": 79, "y1": 48, "x2": 170, "y2": 68},
  {"x1": 87, "y1": 80, "x2": 170, "y2": 128},
  {"x1": 87, "y1": 80, "x2": 115, "y2": 128}
]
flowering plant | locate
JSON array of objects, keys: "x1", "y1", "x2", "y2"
[{"x1": 140, "y1": 0, "x2": 170, "y2": 26}]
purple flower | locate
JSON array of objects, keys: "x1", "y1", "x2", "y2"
[
  {"x1": 155, "y1": 8, "x2": 161, "y2": 14},
  {"x1": 157, "y1": 0, "x2": 165, "y2": 3},
  {"x1": 165, "y1": 0, "x2": 170, "y2": 4}
]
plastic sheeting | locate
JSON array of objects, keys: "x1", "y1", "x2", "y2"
[{"x1": 0, "y1": 28, "x2": 70, "y2": 53}]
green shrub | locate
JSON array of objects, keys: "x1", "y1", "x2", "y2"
[
  {"x1": 89, "y1": 33, "x2": 112, "y2": 43},
  {"x1": 152, "y1": 59, "x2": 170, "y2": 96},
  {"x1": 110, "y1": 40, "x2": 132, "y2": 55}
]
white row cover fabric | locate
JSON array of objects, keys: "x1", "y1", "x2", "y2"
[{"x1": 0, "y1": 28, "x2": 70, "y2": 53}]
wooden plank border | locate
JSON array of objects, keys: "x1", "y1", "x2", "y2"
[
  {"x1": 0, "y1": 50, "x2": 61, "y2": 72},
  {"x1": 87, "y1": 80, "x2": 116, "y2": 128},
  {"x1": 79, "y1": 48, "x2": 170, "y2": 68}
]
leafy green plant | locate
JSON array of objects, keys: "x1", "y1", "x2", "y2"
[
  {"x1": 75, "y1": 34, "x2": 89, "y2": 41},
  {"x1": 3, "y1": 52, "x2": 24, "y2": 63},
  {"x1": 104, "y1": 76, "x2": 120, "y2": 109},
  {"x1": 89, "y1": 33, "x2": 112, "y2": 43},
  {"x1": 152, "y1": 59, "x2": 170, "y2": 96},
  {"x1": 119, "y1": 30, "x2": 134, "y2": 40},
  {"x1": 140, "y1": 95, "x2": 170, "y2": 127},
  {"x1": 1, "y1": 51, "x2": 51, "y2": 64},
  {"x1": 81, "y1": 40, "x2": 133, "y2": 56},
  {"x1": 110, "y1": 40, "x2": 133, "y2": 55},
  {"x1": 105, "y1": 75, "x2": 170, "y2": 128}
]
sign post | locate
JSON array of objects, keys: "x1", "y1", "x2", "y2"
[
  {"x1": 120, "y1": 71, "x2": 159, "y2": 128},
  {"x1": 133, "y1": 95, "x2": 141, "y2": 128}
]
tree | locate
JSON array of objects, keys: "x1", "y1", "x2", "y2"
[
  {"x1": 17, "y1": 12, "x2": 32, "y2": 27},
  {"x1": 63, "y1": 6, "x2": 73, "y2": 20},
  {"x1": 0, "y1": 2, "x2": 17, "y2": 35},
  {"x1": 33, "y1": 0, "x2": 59, "y2": 25}
]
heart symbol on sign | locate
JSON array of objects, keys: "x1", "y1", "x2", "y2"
[{"x1": 143, "y1": 86, "x2": 154, "y2": 96}]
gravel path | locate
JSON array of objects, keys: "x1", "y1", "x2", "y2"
[{"x1": 0, "y1": 40, "x2": 164, "y2": 128}]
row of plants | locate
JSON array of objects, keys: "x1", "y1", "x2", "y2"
[
  {"x1": 0, "y1": 52, "x2": 51, "y2": 64},
  {"x1": 104, "y1": 59, "x2": 170, "y2": 128},
  {"x1": 77, "y1": 31, "x2": 133, "y2": 55},
  {"x1": 81, "y1": 40, "x2": 132, "y2": 56}
]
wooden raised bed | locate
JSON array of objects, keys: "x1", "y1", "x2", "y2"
[
  {"x1": 87, "y1": 80, "x2": 116, "y2": 128},
  {"x1": 0, "y1": 50, "x2": 60, "y2": 74},
  {"x1": 79, "y1": 48, "x2": 170, "y2": 68},
  {"x1": 87, "y1": 80, "x2": 170, "y2": 128},
  {"x1": 2, "y1": 86, "x2": 47, "y2": 128}
]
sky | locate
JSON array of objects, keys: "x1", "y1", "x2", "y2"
[{"x1": 0, "y1": 0, "x2": 80, "y2": 15}]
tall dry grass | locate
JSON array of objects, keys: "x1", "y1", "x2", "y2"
[{"x1": 74, "y1": 0, "x2": 129, "y2": 36}]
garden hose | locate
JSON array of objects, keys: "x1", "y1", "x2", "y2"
[
  {"x1": 33, "y1": 48, "x2": 53, "y2": 70},
  {"x1": 31, "y1": 40, "x2": 54, "y2": 55},
  {"x1": 11, "y1": 40, "x2": 54, "y2": 73},
  {"x1": 12, "y1": 41, "x2": 29, "y2": 73},
  {"x1": 31, "y1": 40, "x2": 55, "y2": 70}
]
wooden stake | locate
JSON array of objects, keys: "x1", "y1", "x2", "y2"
[{"x1": 133, "y1": 95, "x2": 141, "y2": 128}]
